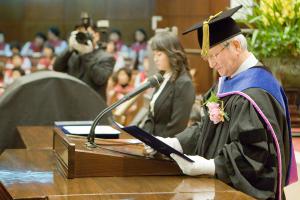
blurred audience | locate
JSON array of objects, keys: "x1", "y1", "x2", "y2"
[
  {"x1": 107, "y1": 40, "x2": 133, "y2": 72},
  {"x1": 5, "y1": 53, "x2": 31, "y2": 73},
  {"x1": 108, "y1": 29, "x2": 128, "y2": 53},
  {"x1": 21, "y1": 32, "x2": 47, "y2": 57},
  {"x1": 37, "y1": 45, "x2": 56, "y2": 70},
  {"x1": 0, "y1": 32, "x2": 11, "y2": 57},
  {"x1": 110, "y1": 67, "x2": 134, "y2": 101},
  {"x1": 130, "y1": 28, "x2": 148, "y2": 71},
  {"x1": 9, "y1": 42, "x2": 22, "y2": 56},
  {"x1": 46, "y1": 27, "x2": 68, "y2": 55},
  {"x1": 4, "y1": 55, "x2": 26, "y2": 86},
  {"x1": 134, "y1": 56, "x2": 149, "y2": 88},
  {"x1": 107, "y1": 67, "x2": 137, "y2": 124}
]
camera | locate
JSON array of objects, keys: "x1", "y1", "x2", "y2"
[{"x1": 75, "y1": 31, "x2": 93, "y2": 45}]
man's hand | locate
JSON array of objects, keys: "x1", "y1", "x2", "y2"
[
  {"x1": 68, "y1": 31, "x2": 93, "y2": 55},
  {"x1": 143, "y1": 136, "x2": 183, "y2": 157},
  {"x1": 170, "y1": 153, "x2": 215, "y2": 176}
]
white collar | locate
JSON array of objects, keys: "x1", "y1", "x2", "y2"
[
  {"x1": 149, "y1": 71, "x2": 172, "y2": 115},
  {"x1": 231, "y1": 53, "x2": 258, "y2": 77},
  {"x1": 163, "y1": 71, "x2": 172, "y2": 79}
]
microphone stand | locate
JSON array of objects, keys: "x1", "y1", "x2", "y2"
[
  {"x1": 86, "y1": 73, "x2": 163, "y2": 148},
  {"x1": 86, "y1": 91, "x2": 142, "y2": 148}
]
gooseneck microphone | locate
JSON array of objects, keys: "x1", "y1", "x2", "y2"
[{"x1": 86, "y1": 73, "x2": 164, "y2": 147}]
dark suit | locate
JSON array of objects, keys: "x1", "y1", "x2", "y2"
[
  {"x1": 54, "y1": 48, "x2": 115, "y2": 100},
  {"x1": 142, "y1": 70, "x2": 195, "y2": 137}
]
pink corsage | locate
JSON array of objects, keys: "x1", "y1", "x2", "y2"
[{"x1": 204, "y1": 92, "x2": 229, "y2": 124}]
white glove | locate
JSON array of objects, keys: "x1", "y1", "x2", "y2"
[
  {"x1": 144, "y1": 136, "x2": 183, "y2": 157},
  {"x1": 68, "y1": 31, "x2": 93, "y2": 55},
  {"x1": 170, "y1": 153, "x2": 215, "y2": 176}
]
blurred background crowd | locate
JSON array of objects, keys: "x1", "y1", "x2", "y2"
[
  {"x1": 0, "y1": 14, "x2": 148, "y2": 90},
  {"x1": 0, "y1": 11, "x2": 169, "y2": 126}
]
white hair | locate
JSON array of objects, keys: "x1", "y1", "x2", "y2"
[{"x1": 223, "y1": 34, "x2": 248, "y2": 50}]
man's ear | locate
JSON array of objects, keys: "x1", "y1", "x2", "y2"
[{"x1": 231, "y1": 39, "x2": 242, "y2": 52}]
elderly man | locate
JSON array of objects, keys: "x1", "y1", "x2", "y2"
[{"x1": 146, "y1": 5, "x2": 298, "y2": 200}]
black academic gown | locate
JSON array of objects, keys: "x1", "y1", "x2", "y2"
[{"x1": 176, "y1": 68, "x2": 291, "y2": 199}]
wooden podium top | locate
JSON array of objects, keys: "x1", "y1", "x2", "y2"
[
  {"x1": 17, "y1": 126, "x2": 133, "y2": 150},
  {"x1": 0, "y1": 149, "x2": 254, "y2": 200}
]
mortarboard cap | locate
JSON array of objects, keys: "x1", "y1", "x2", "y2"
[{"x1": 183, "y1": 5, "x2": 242, "y2": 56}]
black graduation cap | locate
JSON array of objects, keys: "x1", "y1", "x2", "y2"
[{"x1": 183, "y1": 5, "x2": 242, "y2": 56}]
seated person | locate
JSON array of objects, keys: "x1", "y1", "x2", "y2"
[
  {"x1": 37, "y1": 45, "x2": 56, "y2": 70},
  {"x1": 134, "y1": 56, "x2": 149, "y2": 88},
  {"x1": 5, "y1": 53, "x2": 31, "y2": 74},
  {"x1": 109, "y1": 67, "x2": 137, "y2": 124},
  {"x1": 108, "y1": 29, "x2": 128, "y2": 53},
  {"x1": 142, "y1": 31, "x2": 195, "y2": 137},
  {"x1": 107, "y1": 41, "x2": 133, "y2": 72},
  {"x1": 4, "y1": 66, "x2": 25, "y2": 86},
  {"x1": 130, "y1": 28, "x2": 148, "y2": 54},
  {"x1": 0, "y1": 32, "x2": 11, "y2": 57},
  {"x1": 21, "y1": 32, "x2": 47, "y2": 57},
  {"x1": 130, "y1": 28, "x2": 148, "y2": 71},
  {"x1": 108, "y1": 67, "x2": 134, "y2": 104},
  {"x1": 9, "y1": 42, "x2": 22, "y2": 56},
  {"x1": 46, "y1": 27, "x2": 68, "y2": 55}
]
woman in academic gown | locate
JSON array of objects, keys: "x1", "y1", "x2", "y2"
[{"x1": 142, "y1": 31, "x2": 195, "y2": 137}]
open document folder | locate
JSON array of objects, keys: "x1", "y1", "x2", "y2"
[{"x1": 117, "y1": 123, "x2": 194, "y2": 163}]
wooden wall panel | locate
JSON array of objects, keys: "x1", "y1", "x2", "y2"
[
  {"x1": 155, "y1": 0, "x2": 210, "y2": 16},
  {"x1": 24, "y1": 0, "x2": 64, "y2": 21},
  {"x1": 186, "y1": 53, "x2": 213, "y2": 94},
  {"x1": 0, "y1": 0, "x2": 154, "y2": 44},
  {"x1": 155, "y1": 0, "x2": 230, "y2": 94},
  {"x1": 106, "y1": 0, "x2": 154, "y2": 19}
]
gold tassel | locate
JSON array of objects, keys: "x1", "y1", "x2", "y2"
[
  {"x1": 201, "y1": 11, "x2": 223, "y2": 57},
  {"x1": 201, "y1": 21, "x2": 209, "y2": 56}
]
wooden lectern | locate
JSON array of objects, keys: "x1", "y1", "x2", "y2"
[
  {"x1": 0, "y1": 182, "x2": 13, "y2": 200},
  {"x1": 53, "y1": 127, "x2": 181, "y2": 178}
]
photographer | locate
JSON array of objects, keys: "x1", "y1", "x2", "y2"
[{"x1": 53, "y1": 24, "x2": 115, "y2": 101}]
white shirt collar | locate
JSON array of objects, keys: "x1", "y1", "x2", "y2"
[
  {"x1": 163, "y1": 71, "x2": 172, "y2": 79},
  {"x1": 149, "y1": 72, "x2": 172, "y2": 115},
  {"x1": 231, "y1": 53, "x2": 258, "y2": 77}
]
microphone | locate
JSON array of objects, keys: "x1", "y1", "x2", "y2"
[{"x1": 86, "y1": 73, "x2": 164, "y2": 147}]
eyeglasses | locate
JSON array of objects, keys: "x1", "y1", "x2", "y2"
[{"x1": 202, "y1": 42, "x2": 229, "y2": 61}]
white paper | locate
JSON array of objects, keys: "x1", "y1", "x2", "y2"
[
  {"x1": 112, "y1": 120, "x2": 124, "y2": 128},
  {"x1": 63, "y1": 125, "x2": 120, "y2": 135},
  {"x1": 121, "y1": 139, "x2": 142, "y2": 144}
]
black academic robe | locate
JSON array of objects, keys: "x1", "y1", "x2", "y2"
[{"x1": 176, "y1": 78, "x2": 291, "y2": 199}]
